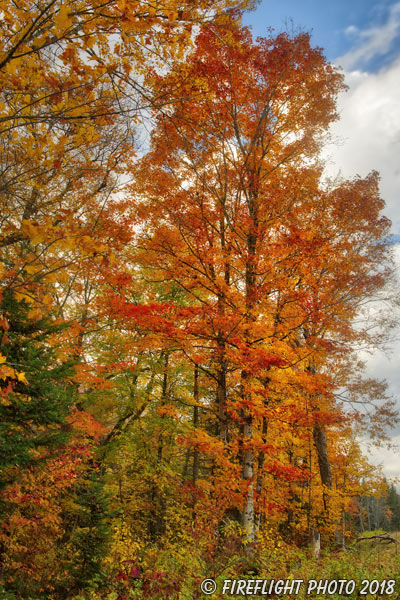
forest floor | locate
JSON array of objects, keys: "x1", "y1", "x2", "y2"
[
  {"x1": 269, "y1": 531, "x2": 399, "y2": 600},
  {"x1": 288, "y1": 531, "x2": 400, "y2": 599},
  {"x1": 207, "y1": 532, "x2": 400, "y2": 599}
]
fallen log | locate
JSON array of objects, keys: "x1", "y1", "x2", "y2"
[{"x1": 356, "y1": 533, "x2": 397, "y2": 545}]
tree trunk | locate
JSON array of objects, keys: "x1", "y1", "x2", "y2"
[
  {"x1": 311, "y1": 528, "x2": 321, "y2": 559},
  {"x1": 358, "y1": 497, "x2": 365, "y2": 532},
  {"x1": 312, "y1": 421, "x2": 344, "y2": 545},
  {"x1": 148, "y1": 352, "x2": 169, "y2": 541},
  {"x1": 255, "y1": 416, "x2": 268, "y2": 531},
  {"x1": 312, "y1": 422, "x2": 332, "y2": 507},
  {"x1": 193, "y1": 366, "x2": 200, "y2": 484},
  {"x1": 241, "y1": 199, "x2": 258, "y2": 542},
  {"x1": 216, "y1": 365, "x2": 228, "y2": 443},
  {"x1": 242, "y1": 416, "x2": 255, "y2": 541}
]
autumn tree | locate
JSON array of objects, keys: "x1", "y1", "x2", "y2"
[
  {"x1": 117, "y1": 17, "x2": 392, "y2": 548},
  {"x1": 0, "y1": 2, "x2": 262, "y2": 595},
  {"x1": 0, "y1": 407, "x2": 110, "y2": 599},
  {"x1": 0, "y1": 290, "x2": 75, "y2": 492},
  {"x1": 0, "y1": 0, "x2": 258, "y2": 392},
  {"x1": 0, "y1": 3, "x2": 395, "y2": 594}
]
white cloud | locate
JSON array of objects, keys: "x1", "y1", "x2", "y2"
[
  {"x1": 361, "y1": 436, "x2": 400, "y2": 483},
  {"x1": 322, "y1": 9, "x2": 400, "y2": 482},
  {"x1": 337, "y1": 2, "x2": 400, "y2": 70},
  {"x1": 344, "y1": 25, "x2": 359, "y2": 36},
  {"x1": 323, "y1": 58, "x2": 400, "y2": 231}
]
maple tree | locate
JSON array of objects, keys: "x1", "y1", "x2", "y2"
[
  {"x1": 0, "y1": 0, "x2": 257, "y2": 369},
  {"x1": 118, "y1": 17, "x2": 393, "y2": 545},
  {"x1": 0, "y1": 2, "x2": 259, "y2": 596}
]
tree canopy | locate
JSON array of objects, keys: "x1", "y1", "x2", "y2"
[{"x1": 0, "y1": 4, "x2": 396, "y2": 599}]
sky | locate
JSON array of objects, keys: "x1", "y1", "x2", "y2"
[{"x1": 243, "y1": 2, "x2": 400, "y2": 481}]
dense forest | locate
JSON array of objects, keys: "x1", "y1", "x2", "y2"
[{"x1": 0, "y1": 0, "x2": 398, "y2": 598}]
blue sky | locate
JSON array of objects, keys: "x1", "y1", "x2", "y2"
[
  {"x1": 243, "y1": 0, "x2": 400, "y2": 70},
  {"x1": 244, "y1": 2, "x2": 400, "y2": 480}
]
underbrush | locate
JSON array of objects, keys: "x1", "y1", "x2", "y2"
[
  {"x1": 69, "y1": 531, "x2": 400, "y2": 599},
  {"x1": 210, "y1": 531, "x2": 400, "y2": 599}
]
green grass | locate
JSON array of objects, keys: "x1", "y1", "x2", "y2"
[{"x1": 210, "y1": 532, "x2": 400, "y2": 599}]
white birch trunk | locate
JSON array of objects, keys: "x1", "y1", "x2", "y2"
[{"x1": 242, "y1": 420, "x2": 255, "y2": 541}]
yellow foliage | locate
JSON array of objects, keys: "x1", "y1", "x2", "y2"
[
  {"x1": 16, "y1": 372, "x2": 28, "y2": 385},
  {"x1": 54, "y1": 4, "x2": 71, "y2": 31}
]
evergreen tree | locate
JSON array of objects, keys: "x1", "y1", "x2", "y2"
[
  {"x1": 55, "y1": 470, "x2": 115, "y2": 598},
  {"x1": 0, "y1": 292, "x2": 114, "y2": 598},
  {"x1": 0, "y1": 290, "x2": 75, "y2": 494},
  {"x1": 387, "y1": 483, "x2": 400, "y2": 531}
]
